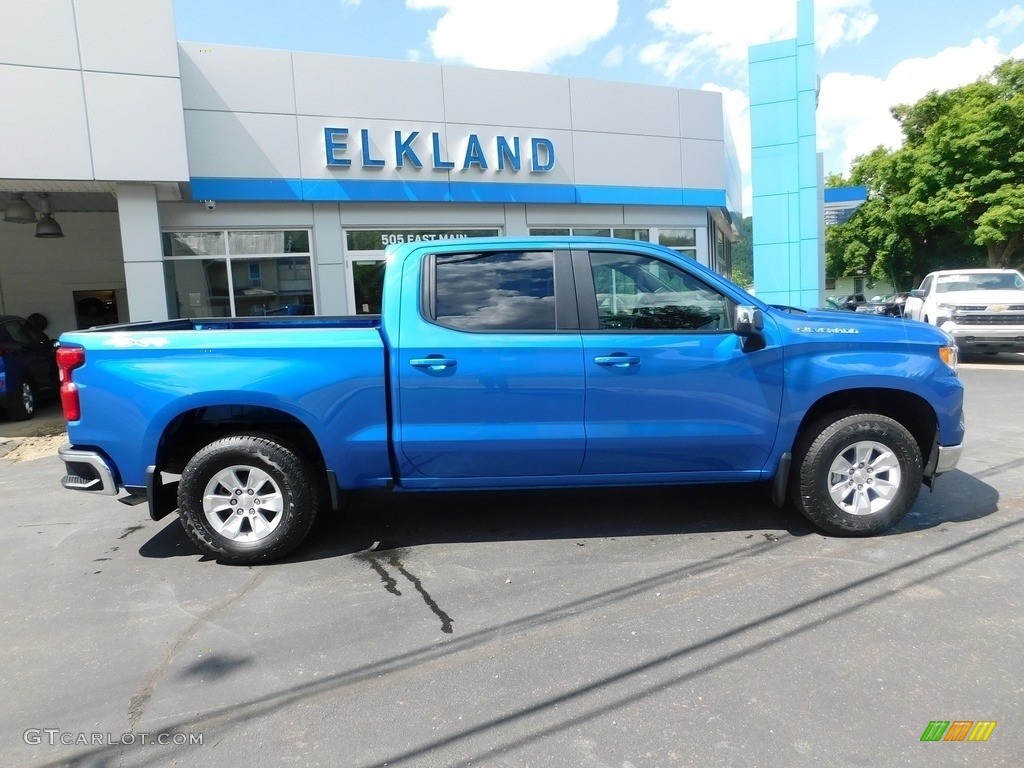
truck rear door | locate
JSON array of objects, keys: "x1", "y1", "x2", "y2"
[{"x1": 394, "y1": 247, "x2": 585, "y2": 481}]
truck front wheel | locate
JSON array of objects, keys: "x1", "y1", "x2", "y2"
[
  {"x1": 177, "y1": 434, "x2": 319, "y2": 564},
  {"x1": 791, "y1": 413, "x2": 922, "y2": 535}
]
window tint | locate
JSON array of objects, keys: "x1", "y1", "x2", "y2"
[
  {"x1": 434, "y1": 251, "x2": 556, "y2": 331},
  {"x1": 935, "y1": 272, "x2": 1024, "y2": 292},
  {"x1": 2, "y1": 318, "x2": 31, "y2": 344},
  {"x1": 590, "y1": 252, "x2": 730, "y2": 331},
  {"x1": 0, "y1": 320, "x2": 16, "y2": 344}
]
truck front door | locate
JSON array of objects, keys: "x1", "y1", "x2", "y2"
[
  {"x1": 395, "y1": 248, "x2": 585, "y2": 481},
  {"x1": 575, "y1": 248, "x2": 784, "y2": 478}
]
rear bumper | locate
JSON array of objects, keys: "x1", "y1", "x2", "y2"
[{"x1": 58, "y1": 444, "x2": 119, "y2": 495}]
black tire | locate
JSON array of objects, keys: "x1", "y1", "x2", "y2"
[
  {"x1": 177, "y1": 434, "x2": 320, "y2": 564},
  {"x1": 791, "y1": 412, "x2": 922, "y2": 536},
  {"x1": 5, "y1": 379, "x2": 36, "y2": 421}
]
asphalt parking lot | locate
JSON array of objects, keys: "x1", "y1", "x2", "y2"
[{"x1": 1, "y1": 356, "x2": 1022, "y2": 768}]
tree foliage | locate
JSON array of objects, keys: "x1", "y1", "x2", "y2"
[
  {"x1": 731, "y1": 215, "x2": 753, "y2": 286},
  {"x1": 827, "y1": 58, "x2": 1024, "y2": 286}
]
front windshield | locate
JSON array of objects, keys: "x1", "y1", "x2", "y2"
[{"x1": 935, "y1": 273, "x2": 1024, "y2": 292}]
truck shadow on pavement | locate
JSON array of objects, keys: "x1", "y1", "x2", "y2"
[{"x1": 137, "y1": 468, "x2": 999, "y2": 564}]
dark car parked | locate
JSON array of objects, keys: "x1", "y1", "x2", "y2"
[
  {"x1": 0, "y1": 315, "x2": 59, "y2": 420},
  {"x1": 855, "y1": 292, "x2": 911, "y2": 317},
  {"x1": 830, "y1": 293, "x2": 867, "y2": 310}
]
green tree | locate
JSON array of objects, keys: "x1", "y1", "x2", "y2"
[
  {"x1": 825, "y1": 150, "x2": 922, "y2": 289},
  {"x1": 825, "y1": 60, "x2": 1024, "y2": 285},
  {"x1": 891, "y1": 58, "x2": 1024, "y2": 268},
  {"x1": 731, "y1": 215, "x2": 753, "y2": 286}
]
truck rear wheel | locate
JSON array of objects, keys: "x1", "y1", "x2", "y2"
[
  {"x1": 177, "y1": 434, "x2": 319, "y2": 564},
  {"x1": 791, "y1": 412, "x2": 922, "y2": 535}
]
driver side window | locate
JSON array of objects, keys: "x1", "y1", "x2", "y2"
[{"x1": 590, "y1": 252, "x2": 731, "y2": 331}]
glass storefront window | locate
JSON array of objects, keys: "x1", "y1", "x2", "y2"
[
  {"x1": 162, "y1": 232, "x2": 225, "y2": 257},
  {"x1": 353, "y1": 261, "x2": 386, "y2": 314},
  {"x1": 528, "y1": 227, "x2": 650, "y2": 241},
  {"x1": 228, "y1": 230, "x2": 310, "y2": 255},
  {"x1": 163, "y1": 230, "x2": 315, "y2": 318},
  {"x1": 613, "y1": 228, "x2": 650, "y2": 241},
  {"x1": 166, "y1": 259, "x2": 231, "y2": 318},
  {"x1": 345, "y1": 228, "x2": 500, "y2": 315},
  {"x1": 659, "y1": 228, "x2": 698, "y2": 259}
]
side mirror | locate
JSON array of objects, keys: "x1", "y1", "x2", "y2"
[
  {"x1": 909, "y1": 289, "x2": 925, "y2": 298},
  {"x1": 735, "y1": 305, "x2": 764, "y2": 337}
]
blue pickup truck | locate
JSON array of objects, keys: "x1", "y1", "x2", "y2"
[{"x1": 56, "y1": 237, "x2": 965, "y2": 564}]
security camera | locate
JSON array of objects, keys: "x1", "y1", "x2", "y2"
[{"x1": 203, "y1": 200, "x2": 216, "y2": 210}]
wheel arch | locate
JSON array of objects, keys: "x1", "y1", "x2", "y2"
[
  {"x1": 796, "y1": 388, "x2": 937, "y2": 462},
  {"x1": 156, "y1": 404, "x2": 328, "y2": 479}
]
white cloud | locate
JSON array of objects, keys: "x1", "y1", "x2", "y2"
[
  {"x1": 642, "y1": 0, "x2": 876, "y2": 81},
  {"x1": 817, "y1": 38, "x2": 1007, "y2": 176},
  {"x1": 602, "y1": 44, "x2": 625, "y2": 68},
  {"x1": 406, "y1": 0, "x2": 618, "y2": 71},
  {"x1": 987, "y1": 4, "x2": 1024, "y2": 32}
]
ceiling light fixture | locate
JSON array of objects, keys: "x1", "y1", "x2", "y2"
[
  {"x1": 35, "y1": 193, "x2": 64, "y2": 238},
  {"x1": 3, "y1": 192, "x2": 37, "y2": 224}
]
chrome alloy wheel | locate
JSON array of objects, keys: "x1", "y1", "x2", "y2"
[
  {"x1": 20, "y1": 381, "x2": 34, "y2": 417},
  {"x1": 827, "y1": 440, "x2": 902, "y2": 516},
  {"x1": 202, "y1": 465, "x2": 285, "y2": 542}
]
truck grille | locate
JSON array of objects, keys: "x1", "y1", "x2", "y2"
[{"x1": 957, "y1": 313, "x2": 1024, "y2": 325}]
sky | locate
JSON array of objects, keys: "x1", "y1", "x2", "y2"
[{"x1": 172, "y1": 0, "x2": 1024, "y2": 213}]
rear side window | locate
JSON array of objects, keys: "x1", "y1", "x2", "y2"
[{"x1": 433, "y1": 250, "x2": 556, "y2": 331}]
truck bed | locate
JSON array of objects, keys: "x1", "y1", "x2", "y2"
[{"x1": 75, "y1": 315, "x2": 382, "y2": 333}]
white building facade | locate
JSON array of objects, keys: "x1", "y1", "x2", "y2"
[{"x1": 0, "y1": 0, "x2": 742, "y2": 335}]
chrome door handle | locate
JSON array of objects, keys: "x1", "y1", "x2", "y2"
[
  {"x1": 593, "y1": 355, "x2": 640, "y2": 367},
  {"x1": 410, "y1": 357, "x2": 457, "y2": 370}
]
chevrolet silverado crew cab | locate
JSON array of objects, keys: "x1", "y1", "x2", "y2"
[
  {"x1": 56, "y1": 236, "x2": 965, "y2": 564},
  {"x1": 903, "y1": 268, "x2": 1024, "y2": 354}
]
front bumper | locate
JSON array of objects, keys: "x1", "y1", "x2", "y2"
[
  {"x1": 942, "y1": 321, "x2": 1024, "y2": 352},
  {"x1": 58, "y1": 444, "x2": 119, "y2": 495},
  {"x1": 930, "y1": 442, "x2": 963, "y2": 477}
]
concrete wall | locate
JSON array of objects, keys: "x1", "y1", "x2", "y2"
[
  {"x1": 0, "y1": 0, "x2": 188, "y2": 183},
  {"x1": 177, "y1": 43, "x2": 739, "y2": 213}
]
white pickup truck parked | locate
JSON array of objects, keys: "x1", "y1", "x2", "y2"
[{"x1": 903, "y1": 268, "x2": 1024, "y2": 354}]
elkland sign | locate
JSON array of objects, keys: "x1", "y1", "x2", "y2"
[{"x1": 324, "y1": 128, "x2": 556, "y2": 173}]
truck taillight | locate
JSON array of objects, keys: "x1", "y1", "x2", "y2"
[{"x1": 56, "y1": 346, "x2": 86, "y2": 421}]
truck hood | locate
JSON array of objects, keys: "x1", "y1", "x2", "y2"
[
  {"x1": 933, "y1": 289, "x2": 1024, "y2": 306},
  {"x1": 769, "y1": 306, "x2": 950, "y2": 344}
]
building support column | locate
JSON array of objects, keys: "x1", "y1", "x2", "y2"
[{"x1": 117, "y1": 183, "x2": 169, "y2": 322}]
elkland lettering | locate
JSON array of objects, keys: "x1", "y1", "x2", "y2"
[{"x1": 325, "y1": 128, "x2": 555, "y2": 172}]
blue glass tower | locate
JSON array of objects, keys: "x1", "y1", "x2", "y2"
[{"x1": 749, "y1": 0, "x2": 822, "y2": 308}]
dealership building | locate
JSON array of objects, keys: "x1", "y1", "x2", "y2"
[{"x1": 0, "y1": 0, "x2": 742, "y2": 334}]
